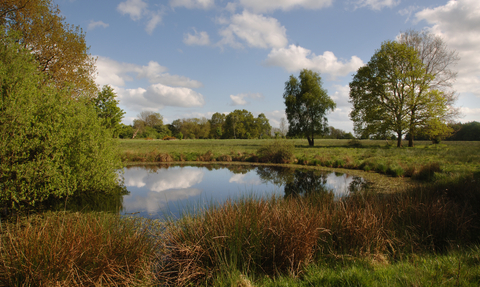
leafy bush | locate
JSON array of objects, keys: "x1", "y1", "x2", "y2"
[
  {"x1": 256, "y1": 140, "x2": 295, "y2": 163},
  {"x1": 0, "y1": 33, "x2": 122, "y2": 209}
]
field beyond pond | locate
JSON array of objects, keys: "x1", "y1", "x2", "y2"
[{"x1": 120, "y1": 138, "x2": 480, "y2": 182}]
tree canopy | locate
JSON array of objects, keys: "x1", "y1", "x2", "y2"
[
  {"x1": 283, "y1": 69, "x2": 336, "y2": 146},
  {"x1": 0, "y1": 33, "x2": 121, "y2": 209},
  {"x1": 1, "y1": 0, "x2": 97, "y2": 97},
  {"x1": 349, "y1": 41, "x2": 455, "y2": 147},
  {"x1": 93, "y1": 86, "x2": 125, "y2": 137}
]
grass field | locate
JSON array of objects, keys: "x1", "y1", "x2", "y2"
[{"x1": 119, "y1": 138, "x2": 480, "y2": 181}]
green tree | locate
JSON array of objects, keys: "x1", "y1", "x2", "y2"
[
  {"x1": 0, "y1": 35, "x2": 121, "y2": 209},
  {"x1": 397, "y1": 30, "x2": 459, "y2": 146},
  {"x1": 93, "y1": 85, "x2": 125, "y2": 137},
  {"x1": 349, "y1": 41, "x2": 452, "y2": 147},
  {"x1": 224, "y1": 109, "x2": 256, "y2": 139},
  {"x1": 254, "y1": 113, "x2": 272, "y2": 139},
  {"x1": 209, "y1": 112, "x2": 226, "y2": 139},
  {"x1": 283, "y1": 69, "x2": 336, "y2": 146},
  {"x1": 1, "y1": 0, "x2": 97, "y2": 97}
]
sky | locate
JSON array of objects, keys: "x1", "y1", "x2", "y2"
[{"x1": 57, "y1": 0, "x2": 480, "y2": 132}]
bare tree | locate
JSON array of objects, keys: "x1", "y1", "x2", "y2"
[{"x1": 279, "y1": 117, "x2": 288, "y2": 137}]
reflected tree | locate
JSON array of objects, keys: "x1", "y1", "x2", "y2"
[
  {"x1": 284, "y1": 170, "x2": 333, "y2": 198},
  {"x1": 256, "y1": 166, "x2": 295, "y2": 186}
]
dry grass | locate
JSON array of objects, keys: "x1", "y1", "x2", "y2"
[
  {"x1": 157, "y1": 172, "x2": 480, "y2": 286},
  {"x1": 0, "y1": 212, "x2": 159, "y2": 287}
]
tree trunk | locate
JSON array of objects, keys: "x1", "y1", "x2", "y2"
[
  {"x1": 397, "y1": 132, "x2": 402, "y2": 147},
  {"x1": 408, "y1": 133, "x2": 414, "y2": 147},
  {"x1": 307, "y1": 136, "x2": 314, "y2": 146}
]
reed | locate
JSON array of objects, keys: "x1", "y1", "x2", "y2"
[
  {"x1": 0, "y1": 212, "x2": 158, "y2": 286},
  {"x1": 158, "y1": 173, "x2": 480, "y2": 286}
]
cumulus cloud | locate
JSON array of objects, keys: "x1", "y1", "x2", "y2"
[
  {"x1": 95, "y1": 57, "x2": 205, "y2": 111},
  {"x1": 264, "y1": 45, "x2": 364, "y2": 78},
  {"x1": 229, "y1": 93, "x2": 263, "y2": 106},
  {"x1": 96, "y1": 56, "x2": 203, "y2": 89},
  {"x1": 218, "y1": 10, "x2": 288, "y2": 49},
  {"x1": 263, "y1": 110, "x2": 287, "y2": 128},
  {"x1": 117, "y1": 0, "x2": 148, "y2": 20},
  {"x1": 114, "y1": 85, "x2": 205, "y2": 111},
  {"x1": 238, "y1": 0, "x2": 333, "y2": 13},
  {"x1": 170, "y1": 0, "x2": 215, "y2": 9},
  {"x1": 415, "y1": 0, "x2": 480, "y2": 97},
  {"x1": 351, "y1": 0, "x2": 400, "y2": 10},
  {"x1": 117, "y1": 0, "x2": 163, "y2": 34},
  {"x1": 87, "y1": 20, "x2": 109, "y2": 30},
  {"x1": 184, "y1": 29, "x2": 211, "y2": 46}
]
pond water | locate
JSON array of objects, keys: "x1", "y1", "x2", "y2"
[{"x1": 120, "y1": 164, "x2": 366, "y2": 219}]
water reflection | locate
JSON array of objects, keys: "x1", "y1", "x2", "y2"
[{"x1": 120, "y1": 164, "x2": 367, "y2": 218}]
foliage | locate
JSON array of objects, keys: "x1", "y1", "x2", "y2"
[
  {"x1": 209, "y1": 112, "x2": 226, "y2": 139},
  {"x1": 446, "y1": 121, "x2": 480, "y2": 141},
  {"x1": 93, "y1": 85, "x2": 125, "y2": 137},
  {"x1": 284, "y1": 69, "x2": 336, "y2": 146},
  {"x1": 0, "y1": 34, "x2": 122, "y2": 209},
  {"x1": 350, "y1": 41, "x2": 454, "y2": 147},
  {"x1": 1, "y1": 0, "x2": 97, "y2": 97},
  {"x1": 256, "y1": 140, "x2": 295, "y2": 163}
]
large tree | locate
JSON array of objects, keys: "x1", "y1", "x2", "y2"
[
  {"x1": 349, "y1": 41, "x2": 453, "y2": 147},
  {"x1": 283, "y1": 69, "x2": 336, "y2": 146},
  {"x1": 397, "y1": 30, "x2": 459, "y2": 146},
  {"x1": 1, "y1": 0, "x2": 97, "y2": 97}
]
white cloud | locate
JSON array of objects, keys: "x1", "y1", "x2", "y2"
[
  {"x1": 229, "y1": 173, "x2": 261, "y2": 185},
  {"x1": 351, "y1": 0, "x2": 400, "y2": 10},
  {"x1": 184, "y1": 29, "x2": 211, "y2": 46},
  {"x1": 459, "y1": 107, "x2": 480, "y2": 116},
  {"x1": 117, "y1": 0, "x2": 148, "y2": 20},
  {"x1": 96, "y1": 56, "x2": 202, "y2": 89},
  {"x1": 264, "y1": 45, "x2": 364, "y2": 78},
  {"x1": 415, "y1": 0, "x2": 480, "y2": 97},
  {"x1": 229, "y1": 93, "x2": 263, "y2": 106},
  {"x1": 264, "y1": 110, "x2": 287, "y2": 128},
  {"x1": 114, "y1": 84, "x2": 205, "y2": 111},
  {"x1": 95, "y1": 57, "x2": 205, "y2": 111},
  {"x1": 330, "y1": 85, "x2": 351, "y2": 107},
  {"x1": 117, "y1": 0, "x2": 163, "y2": 34},
  {"x1": 218, "y1": 10, "x2": 288, "y2": 49},
  {"x1": 87, "y1": 20, "x2": 109, "y2": 30},
  {"x1": 170, "y1": 0, "x2": 215, "y2": 9},
  {"x1": 238, "y1": 0, "x2": 333, "y2": 13}
]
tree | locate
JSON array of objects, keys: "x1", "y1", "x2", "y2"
[
  {"x1": 397, "y1": 30, "x2": 459, "y2": 146},
  {"x1": 209, "y1": 112, "x2": 226, "y2": 139},
  {"x1": 224, "y1": 109, "x2": 256, "y2": 139},
  {"x1": 93, "y1": 85, "x2": 125, "y2": 137},
  {"x1": 1, "y1": 0, "x2": 97, "y2": 97},
  {"x1": 0, "y1": 34, "x2": 121, "y2": 209},
  {"x1": 283, "y1": 69, "x2": 336, "y2": 146},
  {"x1": 138, "y1": 111, "x2": 163, "y2": 128},
  {"x1": 254, "y1": 113, "x2": 272, "y2": 139},
  {"x1": 279, "y1": 117, "x2": 288, "y2": 138},
  {"x1": 349, "y1": 41, "x2": 454, "y2": 147}
]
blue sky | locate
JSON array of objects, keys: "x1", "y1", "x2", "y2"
[{"x1": 57, "y1": 0, "x2": 480, "y2": 132}]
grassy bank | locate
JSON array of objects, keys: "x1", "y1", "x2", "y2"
[{"x1": 119, "y1": 139, "x2": 480, "y2": 181}]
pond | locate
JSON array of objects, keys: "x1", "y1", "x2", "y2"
[{"x1": 120, "y1": 164, "x2": 367, "y2": 219}]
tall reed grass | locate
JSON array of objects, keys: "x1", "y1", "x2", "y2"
[
  {"x1": 157, "y1": 173, "x2": 480, "y2": 286},
  {"x1": 0, "y1": 212, "x2": 159, "y2": 286}
]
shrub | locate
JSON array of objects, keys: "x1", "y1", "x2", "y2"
[
  {"x1": 256, "y1": 140, "x2": 295, "y2": 164},
  {"x1": 0, "y1": 38, "x2": 122, "y2": 209}
]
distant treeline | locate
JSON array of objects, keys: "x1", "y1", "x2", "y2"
[
  {"x1": 119, "y1": 110, "x2": 356, "y2": 140},
  {"x1": 414, "y1": 121, "x2": 480, "y2": 141}
]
